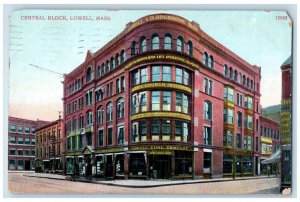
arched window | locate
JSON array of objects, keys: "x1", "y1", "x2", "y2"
[
  {"x1": 243, "y1": 75, "x2": 246, "y2": 86},
  {"x1": 101, "y1": 63, "x2": 105, "y2": 75},
  {"x1": 187, "y1": 40, "x2": 193, "y2": 56},
  {"x1": 121, "y1": 49, "x2": 126, "y2": 62},
  {"x1": 229, "y1": 67, "x2": 233, "y2": 79},
  {"x1": 131, "y1": 41, "x2": 137, "y2": 55},
  {"x1": 224, "y1": 65, "x2": 228, "y2": 76},
  {"x1": 208, "y1": 56, "x2": 214, "y2": 68},
  {"x1": 97, "y1": 65, "x2": 101, "y2": 78},
  {"x1": 234, "y1": 70, "x2": 238, "y2": 81},
  {"x1": 140, "y1": 36, "x2": 147, "y2": 53},
  {"x1": 110, "y1": 57, "x2": 115, "y2": 69},
  {"x1": 177, "y1": 36, "x2": 184, "y2": 52},
  {"x1": 164, "y1": 34, "x2": 172, "y2": 50},
  {"x1": 97, "y1": 107, "x2": 104, "y2": 124},
  {"x1": 115, "y1": 53, "x2": 120, "y2": 66},
  {"x1": 237, "y1": 112, "x2": 242, "y2": 127},
  {"x1": 247, "y1": 78, "x2": 250, "y2": 88},
  {"x1": 86, "y1": 67, "x2": 93, "y2": 82},
  {"x1": 117, "y1": 98, "x2": 125, "y2": 118},
  {"x1": 250, "y1": 80, "x2": 253, "y2": 90},
  {"x1": 106, "y1": 102, "x2": 113, "y2": 122},
  {"x1": 106, "y1": 60, "x2": 110, "y2": 72},
  {"x1": 239, "y1": 72, "x2": 242, "y2": 84},
  {"x1": 204, "y1": 101, "x2": 212, "y2": 120},
  {"x1": 203, "y1": 52, "x2": 208, "y2": 66},
  {"x1": 86, "y1": 111, "x2": 93, "y2": 126},
  {"x1": 151, "y1": 34, "x2": 160, "y2": 50}
]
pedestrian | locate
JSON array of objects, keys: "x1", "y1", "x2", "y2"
[{"x1": 267, "y1": 165, "x2": 270, "y2": 177}]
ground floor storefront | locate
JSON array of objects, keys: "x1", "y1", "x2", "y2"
[
  {"x1": 9, "y1": 157, "x2": 35, "y2": 171},
  {"x1": 35, "y1": 157, "x2": 63, "y2": 173},
  {"x1": 64, "y1": 145, "x2": 258, "y2": 179}
]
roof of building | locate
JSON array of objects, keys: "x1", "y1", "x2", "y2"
[
  {"x1": 282, "y1": 55, "x2": 292, "y2": 66},
  {"x1": 35, "y1": 119, "x2": 62, "y2": 132}
]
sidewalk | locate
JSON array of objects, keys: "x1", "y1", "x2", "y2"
[{"x1": 23, "y1": 172, "x2": 279, "y2": 188}]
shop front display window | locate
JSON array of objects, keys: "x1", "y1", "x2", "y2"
[
  {"x1": 129, "y1": 153, "x2": 146, "y2": 176},
  {"x1": 175, "y1": 151, "x2": 192, "y2": 176}
]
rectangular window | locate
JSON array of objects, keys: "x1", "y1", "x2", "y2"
[
  {"x1": 9, "y1": 137, "x2": 16, "y2": 144},
  {"x1": 110, "y1": 82, "x2": 113, "y2": 96},
  {"x1": 224, "y1": 87, "x2": 234, "y2": 102},
  {"x1": 151, "y1": 120, "x2": 160, "y2": 138},
  {"x1": 152, "y1": 66, "x2": 160, "y2": 82},
  {"x1": 175, "y1": 121, "x2": 182, "y2": 141},
  {"x1": 121, "y1": 76, "x2": 125, "y2": 92},
  {"x1": 18, "y1": 126, "x2": 23, "y2": 132},
  {"x1": 152, "y1": 91, "x2": 160, "y2": 110},
  {"x1": 162, "y1": 120, "x2": 171, "y2": 136},
  {"x1": 140, "y1": 92, "x2": 147, "y2": 112},
  {"x1": 246, "y1": 115, "x2": 253, "y2": 129},
  {"x1": 132, "y1": 93, "x2": 139, "y2": 114},
  {"x1": 237, "y1": 93, "x2": 243, "y2": 106},
  {"x1": 25, "y1": 149, "x2": 30, "y2": 156},
  {"x1": 116, "y1": 79, "x2": 120, "y2": 93},
  {"x1": 162, "y1": 66, "x2": 171, "y2": 82},
  {"x1": 9, "y1": 160, "x2": 15, "y2": 169},
  {"x1": 117, "y1": 126, "x2": 124, "y2": 145},
  {"x1": 17, "y1": 160, "x2": 24, "y2": 170},
  {"x1": 224, "y1": 109, "x2": 233, "y2": 124},
  {"x1": 78, "y1": 135, "x2": 83, "y2": 149},
  {"x1": 176, "y1": 92, "x2": 183, "y2": 112},
  {"x1": 224, "y1": 130, "x2": 233, "y2": 147},
  {"x1": 17, "y1": 137, "x2": 23, "y2": 144},
  {"x1": 25, "y1": 127, "x2": 30, "y2": 133},
  {"x1": 183, "y1": 94, "x2": 189, "y2": 113},
  {"x1": 132, "y1": 122, "x2": 139, "y2": 143},
  {"x1": 245, "y1": 96, "x2": 253, "y2": 109},
  {"x1": 141, "y1": 68, "x2": 148, "y2": 83},
  {"x1": 176, "y1": 68, "x2": 183, "y2": 84},
  {"x1": 10, "y1": 149, "x2": 16, "y2": 155},
  {"x1": 236, "y1": 133, "x2": 242, "y2": 149},
  {"x1": 183, "y1": 123, "x2": 189, "y2": 142},
  {"x1": 98, "y1": 129, "x2": 104, "y2": 146},
  {"x1": 162, "y1": 91, "x2": 171, "y2": 111},
  {"x1": 203, "y1": 126, "x2": 212, "y2": 145},
  {"x1": 203, "y1": 152, "x2": 212, "y2": 173},
  {"x1": 72, "y1": 136, "x2": 76, "y2": 150},
  {"x1": 10, "y1": 125, "x2": 16, "y2": 132},
  {"x1": 247, "y1": 136, "x2": 252, "y2": 151},
  {"x1": 31, "y1": 150, "x2": 35, "y2": 156},
  {"x1": 18, "y1": 149, "x2": 23, "y2": 156},
  {"x1": 140, "y1": 121, "x2": 147, "y2": 141},
  {"x1": 184, "y1": 70, "x2": 190, "y2": 86},
  {"x1": 25, "y1": 138, "x2": 30, "y2": 144},
  {"x1": 107, "y1": 128, "x2": 113, "y2": 146}
]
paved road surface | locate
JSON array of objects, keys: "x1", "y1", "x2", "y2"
[{"x1": 8, "y1": 172, "x2": 281, "y2": 195}]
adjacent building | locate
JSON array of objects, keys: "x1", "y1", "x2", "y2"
[
  {"x1": 63, "y1": 13, "x2": 262, "y2": 179},
  {"x1": 8, "y1": 117, "x2": 48, "y2": 171},
  {"x1": 260, "y1": 116, "x2": 280, "y2": 174},
  {"x1": 35, "y1": 118, "x2": 63, "y2": 173}
]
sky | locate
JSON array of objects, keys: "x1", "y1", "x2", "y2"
[{"x1": 8, "y1": 10, "x2": 292, "y2": 121}]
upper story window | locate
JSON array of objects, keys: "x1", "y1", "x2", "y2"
[
  {"x1": 141, "y1": 67, "x2": 148, "y2": 83},
  {"x1": 245, "y1": 96, "x2": 253, "y2": 109},
  {"x1": 25, "y1": 127, "x2": 30, "y2": 134},
  {"x1": 151, "y1": 91, "x2": 160, "y2": 111},
  {"x1": 224, "y1": 86, "x2": 234, "y2": 102},
  {"x1": 176, "y1": 92, "x2": 189, "y2": 114},
  {"x1": 175, "y1": 67, "x2": 190, "y2": 86},
  {"x1": 121, "y1": 49, "x2": 126, "y2": 62},
  {"x1": 152, "y1": 66, "x2": 160, "y2": 82},
  {"x1": 234, "y1": 70, "x2": 238, "y2": 82},
  {"x1": 133, "y1": 67, "x2": 147, "y2": 86},
  {"x1": 86, "y1": 111, "x2": 93, "y2": 126},
  {"x1": 117, "y1": 98, "x2": 125, "y2": 119},
  {"x1": 97, "y1": 108, "x2": 104, "y2": 124},
  {"x1": 203, "y1": 126, "x2": 212, "y2": 145},
  {"x1": 250, "y1": 80, "x2": 253, "y2": 90},
  {"x1": 224, "y1": 108, "x2": 234, "y2": 124},
  {"x1": 237, "y1": 93, "x2": 243, "y2": 106},
  {"x1": 86, "y1": 67, "x2": 93, "y2": 83},
  {"x1": 101, "y1": 63, "x2": 105, "y2": 76},
  {"x1": 224, "y1": 65, "x2": 228, "y2": 76},
  {"x1": 204, "y1": 78, "x2": 213, "y2": 95},
  {"x1": 140, "y1": 36, "x2": 147, "y2": 53},
  {"x1": 132, "y1": 91, "x2": 147, "y2": 114},
  {"x1": 115, "y1": 53, "x2": 120, "y2": 66},
  {"x1": 151, "y1": 34, "x2": 160, "y2": 50},
  {"x1": 237, "y1": 111, "x2": 242, "y2": 128},
  {"x1": 131, "y1": 41, "x2": 137, "y2": 56},
  {"x1": 243, "y1": 75, "x2": 246, "y2": 86},
  {"x1": 229, "y1": 67, "x2": 233, "y2": 79},
  {"x1": 97, "y1": 65, "x2": 101, "y2": 78},
  {"x1": 106, "y1": 60, "x2": 110, "y2": 73},
  {"x1": 187, "y1": 41, "x2": 193, "y2": 56},
  {"x1": 203, "y1": 52, "x2": 208, "y2": 66},
  {"x1": 133, "y1": 69, "x2": 140, "y2": 86},
  {"x1": 247, "y1": 78, "x2": 250, "y2": 88},
  {"x1": 85, "y1": 90, "x2": 93, "y2": 106},
  {"x1": 162, "y1": 66, "x2": 171, "y2": 82},
  {"x1": 18, "y1": 126, "x2": 23, "y2": 133},
  {"x1": 95, "y1": 88, "x2": 104, "y2": 102},
  {"x1": 162, "y1": 91, "x2": 171, "y2": 111},
  {"x1": 245, "y1": 115, "x2": 253, "y2": 129},
  {"x1": 204, "y1": 100, "x2": 212, "y2": 120},
  {"x1": 110, "y1": 57, "x2": 115, "y2": 70},
  {"x1": 164, "y1": 34, "x2": 172, "y2": 50},
  {"x1": 106, "y1": 102, "x2": 113, "y2": 122},
  {"x1": 177, "y1": 36, "x2": 184, "y2": 52}
]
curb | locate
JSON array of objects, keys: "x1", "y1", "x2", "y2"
[{"x1": 24, "y1": 174, "x2": 279, "y2": 188}]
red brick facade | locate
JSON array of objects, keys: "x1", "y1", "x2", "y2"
[
  {"x1": 8, "y1": 117, "x2": 48, "y2": 170},
  {"x1": 63, "y1": 13, "x2": 263, "y2": 179}
]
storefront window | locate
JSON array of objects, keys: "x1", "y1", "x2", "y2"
[
  {"x1": 162, "y1": 66, "x2": 171, "y2": 81},
  {"x1": 236, "y1": 156, "x2": 242, "y2": 173},
  {"x1": 223, "y1": 154, "x2": 232, "y2": 174},
  {"x1": 152, "y1": 66, "x2": 160, "y2": 81},
  {"x1": 243, "y1": 156, "x2": 253, "y2": 173},
  {"x1": 129, "y1": 153, "x2": 146, "y2": 176},
  {"x1": 66, "y1": 158, "x2": 74, "y2": 174},
  {"x1": 9, "y1": 160, "x2": 15, "y2": 170},
  {"x1": 203, "y1": 152, "x2": 212, "y2": 173},
  {"x1": 152, "y1": 91, "x2": 160, "y2": 110},
  {"x1": 17, "y1": 160, "x2": 24, "y2": 170},
  {"x1": 175, "y1": 151, "x2": 192, "y2": 176},
  {"x1": 95, "y1": 156, "x2": 104, "y2": 176},
  {"x1": 115, "y1": 154, "x2": 125, "y2": 176}
]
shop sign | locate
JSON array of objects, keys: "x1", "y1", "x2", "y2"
[
  {"x1": 149, "y1": 150, "x2": 172, "y2": 155},
  {"x1": 131, "y1": 111, "x2": 191, "y2": 121},
  {"x1": 95, "y1": 147, "x2": 124, "y2": 154},
  {"x1": 131, "y1": 82, "x2": 192, "y2": 94},
  {"x1": 129, "y1": 145, "x2": 193, "y2": 151},
  {"x1": 261, "y1": 137, "x2": 272, "y2": 144}
]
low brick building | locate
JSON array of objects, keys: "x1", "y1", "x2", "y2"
[
  {"x1": 8, "y1": 116, "x2": 48, "y2": 171},
  {"x1": 35, "y1": 118, "x2": 63, "y2": 173}
]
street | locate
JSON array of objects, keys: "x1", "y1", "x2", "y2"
[{"x1": 8, "y1": 172, "x2": 281, "y2": 195}]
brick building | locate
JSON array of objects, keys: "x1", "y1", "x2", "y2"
[
  {"x1": 8, "y1": 116, "x2": 48, "y2": 170},
  {"x1": 260, "y1": 116, "x2": 280, "y2": 174},
  {"x1": 63, "y1": 13, "x2": 263, "y2": 179},
  {"x1": 35, "y1": 118, "x2": 63, "y2": 173}
]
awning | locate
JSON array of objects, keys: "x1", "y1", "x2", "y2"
[{"x1": 261, "y1": 149, "x2": 281, "y2": 164}]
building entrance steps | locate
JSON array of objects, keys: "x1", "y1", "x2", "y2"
[{"x1": 23, "y1": 172, "x2": 278, "y2": 188}]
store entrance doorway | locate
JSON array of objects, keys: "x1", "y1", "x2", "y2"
[{"x1": 149, "y1": 155, "x2": 171, "y2": 179}]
